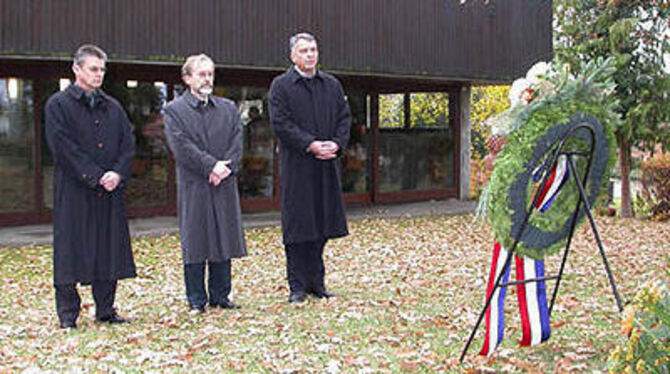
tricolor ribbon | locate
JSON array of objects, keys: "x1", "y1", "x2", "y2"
[
  {"x1": 479, "y1": 242, "x2": 511, "y2": 356},
  {"x1": 479, "y1": 242, "x2": 551, "y2": 356},
  {"x1": 515, "y1": 254, "x2": 551, "y2": 346},
  {"x1": 534, "y1": 155, "x2": 570, "y2": 213}
]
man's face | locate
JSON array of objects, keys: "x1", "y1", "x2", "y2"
[
  {"x1": 184, "y1": 60, "x2": 215, "y2": 97},
  {"x1": 72, "y1": 56, "x2": 106, "y2": 92},
  {"x1": 291, "y1": 39, "x2": 319, "y2": 74}
]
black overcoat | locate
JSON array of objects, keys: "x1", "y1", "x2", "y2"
[
  {"x1": 44, "y1": 85, "x2": 136, "y2": 285},
  {"x1": 268, "y1": 68, "x2": 351, "y2": 244},
  {"x1": 163, "y1": 91, "x2": 247, "y2": 264}
]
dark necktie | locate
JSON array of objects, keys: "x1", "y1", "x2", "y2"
[{"x1": 85, "y1": 93, "x2": 95, "y2": 108}]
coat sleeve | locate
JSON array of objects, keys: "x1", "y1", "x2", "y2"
[
  {"x1": 44, "y1": 98, "x2": 105, "y2": 189},
  {"x1": 111, "y1": 109, "x2": 136, "y2": 188},
  {"x1": 224, "y1": 107, "x2": 244, "y2": 175},
  {"x1": 331, "y1": 80, "x2": 352, "y2": 157},
  {"x1": 164, "y1": 106, "x2": 218, "y2": 178},
  {"x1": 268, "y1": 80, "x2": 315, "y2": 153}
]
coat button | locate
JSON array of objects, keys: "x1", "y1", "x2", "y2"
[
  {"x1": 98, "y1": 142, "x2": 104, "y2": 148},
  {"x1": 98, "y1": 192, "x2": 103, "y2": 198},
  {"x1": 94, "y1": 120, "x2": 100, "y2": 125}
]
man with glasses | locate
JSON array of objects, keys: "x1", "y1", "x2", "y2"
[{"x1": 45, "y1": 44, "x2": 136, "y2": 329}]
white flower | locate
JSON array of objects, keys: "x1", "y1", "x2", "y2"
[
  {"x1": 526, "y1": 61, "x2": 551, "y2": 85},
  {"x1": 325, "y1": 360, "x2": 341, "y2": 374},
  {"x1": 487, "y1": 111, "x2": 515, "y2": 137},
  {"x1": 509, "y1": 78, "x2": 530, "y2": 107}
]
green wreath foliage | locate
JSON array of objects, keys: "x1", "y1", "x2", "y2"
[{"x1": 487, "y1": 101, "x2": 616, "y2": 259}]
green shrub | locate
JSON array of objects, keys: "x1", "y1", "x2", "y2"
[
  {"x1": 639, "y1": 153, "x2": 670, "y2": 221},
  {"x1": 633, "y1": 193, "x2": 654, "y2": 219},
  {"x1": 608, "y1": 277, "x2": 670, "y2": 373}
]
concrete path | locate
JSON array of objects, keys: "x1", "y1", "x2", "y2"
[{"x1": 0, "y1": 199, "x2": 475, "y2": 248}]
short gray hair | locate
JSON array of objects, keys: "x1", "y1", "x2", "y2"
[
  {"x1": 289, "y1": 32, "x2": 316, "y2": 53},
  {"x1": 73, "y1": 44, "x2": 107, "y2": 66},
  {"x1": 181, "y1": 54, "x2": 215, "y2": 76}
]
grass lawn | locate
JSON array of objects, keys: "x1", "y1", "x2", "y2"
[{"x1": 0, "y1": 214, "x2": 667, "y2": 372}]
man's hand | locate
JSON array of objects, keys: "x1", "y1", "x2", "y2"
[
  {"x1": 209, "y1": 171, "x2": 222, "y2": 186},
  {"x1": 210, "y1": 160, "x2": 232, "y2": 186},
  {"x1": 307, "y1": 141, "x2": 323, "y2": 154},
  {"x1": 308, "y1": 141, "x2": 338, "y2": 160},
  {"x1": 99, "y1": 171, "x2": 121, "y2": 192},
  {"x1": 320, "y1": 141, "x2": 339, "y2": 158}
]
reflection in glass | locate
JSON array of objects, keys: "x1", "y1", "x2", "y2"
[
  {"x1": 39, "y1": 80, "x2": 60, "y2": 210},
  {"x1": 0, "y1": 78, "x2": 35, "y2": 212},
  {"x1": 218, "y1": 86, "x2": 274, "y2": 199},
  {"x1": 341, "y1": 92, "x2": 370, "y2": 194},
  {"x1": 379, "y1": 92, "x2": 454, "y2": 192},
  {"x1": 379, "y1": 130, "x2": 454, "y2": 191},
  {"x1": 104, "y1": 80, "x2": 169, "y2": 207}
]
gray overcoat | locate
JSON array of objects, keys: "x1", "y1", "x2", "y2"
[
  {"x1": 164, "y1": 91, "x2": 247, "y2": 264},
  {"x1": 268, "y1": 68, "x2": 351, "y2": 245}
]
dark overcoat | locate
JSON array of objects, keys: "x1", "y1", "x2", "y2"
[
  {"x1": 44, "y1": 85, "x2": 136, "y2": 285},
  {"x1": 163, "y1": 91, "x2": 247, "y2": 264},
  {"x1": 268, "y1": 68, "x2": 351, "y2": 244}
]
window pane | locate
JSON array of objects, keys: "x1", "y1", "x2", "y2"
[
  {"x1": 38, "y1": 79, "x2": 61, "y2": 210},
  {"x1": 409, "y1": 93, "x2": 449, "y2": 128},
  {"x1": 341, "y1": 92, "x2": 370, "y2": 194},
  {"x1": 105, "y1": 80, "x2": 170, "y2": 207},
  {"x1": 379, "y1": 92, "x2": 455, "y2": 192},
  {"x1": 0, "y1": 78, "x2": 35, "y2": 212},
  {"x1": 379, "y1": 93, "x2": 405, "y2": 129},
  {"x1": 219, "y1": 86, "x2": 274, "y2": 199}
]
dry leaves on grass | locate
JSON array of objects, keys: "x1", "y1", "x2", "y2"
[{"x1": 0, "y1": 214, "x2": 667, "y2": 372}]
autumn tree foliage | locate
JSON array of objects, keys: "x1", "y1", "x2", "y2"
[
  {"x1": 470, "y1": 86, "x2": 510, "y2": 158},
  {"x1": 470, "y1": 86, "x2": 510, "y2": 198},
  {"x1": 553, "y1": 0, "x2": 670, "y2": 217}
]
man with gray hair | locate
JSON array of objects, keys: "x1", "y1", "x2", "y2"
[
  {"x1": 45, "y1": 44, "x2": 136, "y2": 328},
  {"x1": 164, "y1": 53, "x2": 247, "y2": 313},
  {"x1": 269, "y1": 32, "x2": 351, "y2": 303}
]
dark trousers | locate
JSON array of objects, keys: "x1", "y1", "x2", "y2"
[
  {"x1": 184, "y1": 260, "x2": 231, "y2": 308},
  {"x1": 55, "y1": 280, "x2": 117, "y2": 324},
  {"x1": 285, "y1": 239, "x2": 327, "y2": 294}
]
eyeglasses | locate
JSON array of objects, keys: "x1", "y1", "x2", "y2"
[{"x1": 86, "y1": 66, "x2": 107, "y2": 74}]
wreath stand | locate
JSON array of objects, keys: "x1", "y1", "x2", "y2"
[{"x1": 460, "y1": 121, "x2": 624, "y2": 362}]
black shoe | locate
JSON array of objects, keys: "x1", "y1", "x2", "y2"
[
  {"x1": 95, "y1": 312, "x2": 129, "y2": 324},
  {"x1": 190, "y1": 305, "x2": 206, "y2": 314},
  {"x1": 288, "y1": 292, "x2": 307, "y2": 303},
  {"x1": 59, "y1": 320, "x2": 77, "y2": 329},
  {"x1": 211, "y1": 300, "x2": 240, "y2": 309},
  {"x1": 311, "y1": 289, "x2": 334, "y2": 299}
]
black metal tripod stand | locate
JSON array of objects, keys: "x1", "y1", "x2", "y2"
[{"x1": 460, "y1": 121, "x2": 624, "y2": 362}]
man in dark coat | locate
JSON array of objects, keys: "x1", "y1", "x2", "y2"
[
  {"x1": 268, "y1": 33, "x2": 351, "y2": 303},
  {"x1": 44, "y1": 44, "x2": 136, "y2": 329},
  {"x1": 164, "y1": 54, "x2": 247, "y2": 313}
]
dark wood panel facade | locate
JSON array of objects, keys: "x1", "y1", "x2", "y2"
[
  {"x1": 1, "y1": 0, "x2": 552, "y2": 83},
  {"x1": 0, "y1": 1, "x2": 553, "y2": 226}
]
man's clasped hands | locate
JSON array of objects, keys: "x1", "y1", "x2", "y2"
[{"x1": 209, "y1": 160, "x2": 232, "y2": 186}]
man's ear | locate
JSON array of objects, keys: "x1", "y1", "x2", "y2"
[
  {"x1": 72, "y1": 63, "x2": 80, "y2": 76},
  {"x1": 182, "y1": 74, "x2": 190, "y2": 86}
]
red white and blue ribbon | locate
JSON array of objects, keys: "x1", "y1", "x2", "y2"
[
  {"x1": 533, "y1": 155, "x2": 570, "y2": 213},
  {"x1": 479, "y1": 243, "x2": 552, "y2": 356},
  {"x1": 515, "y1": 254, "x2": 551, "y2": 346},
  {"x1": 479, "y1": 242, "x2": 511, "y2": 356}
]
